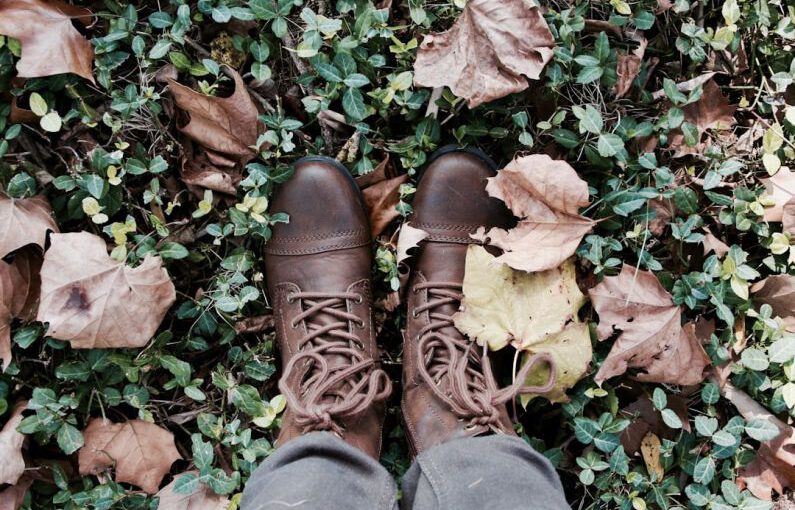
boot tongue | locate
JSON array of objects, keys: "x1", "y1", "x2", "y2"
[{"x1": 416, "y1": 242, "x2": 468, "y2": 338}]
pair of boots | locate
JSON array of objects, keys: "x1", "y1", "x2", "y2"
[{"x1": 264, "y1": 148, "x2": 554, "y2": 459}]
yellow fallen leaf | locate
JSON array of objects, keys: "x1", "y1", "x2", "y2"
[
  {"x1": 453, "y1": 245, "x2": 592, "y2": 403},
  {"x1": 641, "y1": 431, "x2": 664, "y2": 480}
]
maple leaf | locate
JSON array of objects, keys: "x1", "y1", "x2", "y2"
[
  {"x1": 473, "y1": 155, "x2": 595, "y2": 273},
  {"x1": 0, "y1": 402, "x2": 27, "y2": 485},
  {"x1": 669, "y1": 80, "x2": 736, "y2": 157},
  {"x1": 0, "y1": 194, "x2": 59, "y2": 258},
  {"x1": 413, "y1": 0, "x2": 554, "y2": 108},
  {"x1": 156, "y1": 471, "x2": 229, "y2": 510},
  {"x1": 0, "y1": 0, "x2": 94, "y2": 82},
  {"x1": 36, "y1": 232, "x2": 176, "y2": 349},
  {"x1": 751, "y1": 275, "x2": 795, "y2": 332},
  {"x1": 78, "y1": 418, "x2": 181, "y2": 494},
  {"x1": 453, "y1": 245, "x2": 591, "y2": 403},
  {"x1": 589, "y1": 265, "x2": 710, "y2": 385}
]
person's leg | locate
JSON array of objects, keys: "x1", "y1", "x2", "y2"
[
  {"x1": 241, "y1": 431, "x2": 398, "y2": 510},
  {"x1": 401, "y1": 435, "x2": 567, "y2": 510}
]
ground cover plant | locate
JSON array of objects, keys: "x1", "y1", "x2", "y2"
[{"x1": 0, "y1": 0, "x2": 794, "y2": 508}]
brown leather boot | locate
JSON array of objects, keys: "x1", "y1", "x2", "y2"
[
  {"x1": 264, "y1": 156, "x2": 391, "y2": 458},
  {"x1": 402, "y1": 148, "x2": 555, "y2": 455}
]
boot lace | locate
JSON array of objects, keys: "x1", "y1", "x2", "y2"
[
  {"x1": 279, "y1": 291, "x2": 392, "y2": 435},
  {"x1": 413, "y1": 281, "x2": 556, "y2": 431}
]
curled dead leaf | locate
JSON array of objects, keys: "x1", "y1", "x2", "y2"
[
  {"x1": 615, "y1": 33, "x2": 648, "y2": 99},
  {"x1": 37, "y1": 232, "x2": 176, "y2": 349},
  {"x1": 702, "y1": 228, "x2": 730, "y2": 258},
  {"x1": 78, "y1": 418, "x2": 181, "y2": 494},
  {"x1": 413, "y1": 0, "x2": 554, "y2": 108},
  {"x1": 589, "y1": 265, "x2": 710, "y2": 385},
  {"x1": 0, "y1": 194, "x2": 59, "y2": 258},
  {"x1": 0, "y1": 0, "x2": 95, "y2": 82},
  {"x1": 453, "y1": 246, "x2": 591, "y2": 403},
  {"x1": 156, "y1": 471, "x2": 229, "y2": 510},
  {"x1": 0, "y1": 402, "x2": 27, "y2": 485},
  {"x1": 396, "y1": 223, "x2": 429, "y2": 266},
  {"x1": 474, "y1": 155, "x2": 595, "y2": 273},
  {"x1": 356, "y1": 156, "x2": 408, "y2": 237}
]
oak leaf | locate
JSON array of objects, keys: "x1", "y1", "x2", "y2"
[
  {"x1": 169, "y1": 69, "x2": 260, "y2": 164},
  {"x1": 760, "y1": 167, "x2": 795, "y2": 223},
  {"x1": 36, "y1": 232, "x2": 176, "y2": 349},
  {"x1": 453, "y1": 245, "x2": 591, "y2": 402},
  {"x1": 156, "y1": 471, "x2": 229, "y2": 510},
  {"x1": 751, "y1": 275, "x2": 795, "y2": 333},
  {"x1": 473, "y1": 155, "x2": 595, "y2": 273},
  {"x1": 669, "y1": 80, "x2": 736, "y2": 157},
  {"x1": 0, "y1": 0, "x2": 94, "y2": 82},
  {"x1": 0, "y1": 194, "x2": 59, "y2": 258},
  {"x1": 413, "y1": 0, "x2": 554, "y2": 108},
  {"x1": 0, "y1": 476, "x2": 32, "y2": 510},
  {"x1": 396, "y1": 223, "x2": 429, "y2": 266},
  {"x1": 78, "y1": 418, "x2": 181, "y2": 494},
  {"x1": 589, "y1": 265, "x2": 710, "y2": 385},
  {"x1": 0, "y1": 402, "x2": 27, "y2": 485}
]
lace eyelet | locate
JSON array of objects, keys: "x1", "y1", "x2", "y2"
[
  {"x1": 286, "y1": 294, "x2": 296, "y2": 304},
  {"x1": 290, "y1": 320, "x2": 298, "y2": 329},
  {"x1": 357, "y1": 320, "x2": 365, "y2": 329},
  {"x1": 355, "y1": 295, "x2": 363, "y2": 304},
  {"x1": 464, "y1": 423, "x2": 478, "y2": 431},
  {"x1": 412, "y1": 311, "x2": 419, "y2": 318}
]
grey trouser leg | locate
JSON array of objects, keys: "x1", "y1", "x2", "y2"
[
  {"x1": 401, "y1": 435, "x2": 569, "y2": 510},
  {"x1": 240, "y1": 431, "x2": 398, "y2": 510},
  {"x1": 241, "y1": 432, "x2": 568, "y2": 510}
]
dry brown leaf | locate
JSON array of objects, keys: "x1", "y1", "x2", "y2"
[
  {"x1": 361, "y1": 174, "x2": 408, "y2": 237},
  {"x1": 761, "y1": 167, "x2": 795, "y2": 223},
  {"x1": 4, "y1": 249, "x2": 43, "y2": 321},
  {"x1": 180, "y1": 141, "x2": 242, "y2": 195},
  {"x1": 473, "y1": 155, "x2": 595, "y2": 273},
  {"x1": 738, "y1": 431, "x2": 795, "y2": 501},
  {"x1": 169, "y1": 69, "x2": 259, "y2": 163},
  {"x1": 413, "y1": 0, "x2": 554, "y2": 108},
  {"x1": 396, "y1": 223, "x2": 429, "y2": 266},
  {"x1": 702, "y1": 228, "x2": 730, "y2": 258},
  {"x1": 589, "y1": 265, "x2": 710, "y2": 385},
  {"x1": 37, "y1": 232, "x2": 176, "y2": 349},
  {"x1": 0, "y1": 262, "x2": 15, "y2": 372},
  {"x1": 620, "y1": 395, "x2": 691, "y2": 454},
  {"x1": 640, "y1": 432, "x2": 664, "y2": 480},
  {"x1": 0, "y1": 402, "x2": 27, "y2": 485},
  {"x1": 669, "y1": 80, "x2": 737, "y2": 157},
  {"x1": 615, "y1": 33, "x2": 648, "y2": 99},
  {"x1": 0, "y1": 476, "x2": 32, "y2": 510},
  {"x1": 648, "y1": 198, "x2": 674, "y2": 236},
  {"x1": 79, "y1": 418, "x2": 181, "y2": 494},
  {"x1": 0, "y1": 194, "x2": 59, "y2": 258},
  {"x1": 751, "y1": 275, "x2": 795, "y2": 332},
  {"x1": 0, "y1": 0, "x2": 94, "y2": 82},
  {"x1": 157, "y1": 471, "x2": 229, "y2": 510}
]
